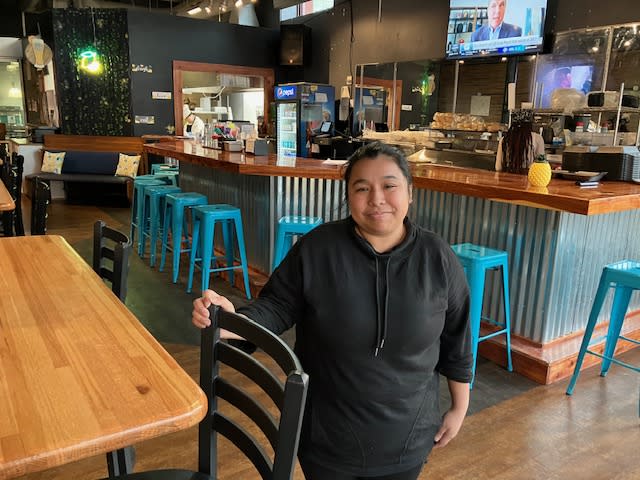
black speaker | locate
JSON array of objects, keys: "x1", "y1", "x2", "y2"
[{"x1": 280, "y1": 25, "x2": 311, "y2": 66}]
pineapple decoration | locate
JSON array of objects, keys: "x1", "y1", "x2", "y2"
[{"x1": 528, "y1": 154, "x2": 552, "y2": 187}]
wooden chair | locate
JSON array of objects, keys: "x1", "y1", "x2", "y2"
[
  {"x1": 30, "y1": 178, "x2": 50, "y2": 235},
  {"x1": 93, "y1": 220, "x2": 135, "y2": 475},
  {"x1": 93, "y1": 220, "x2": 132, "y2": 303},
  {"x1": 106, "y1": 306, "x2": 309, "y2": 480},
  {"x1": 1, "y1": 152, "x2": 24, "y2": 236}
]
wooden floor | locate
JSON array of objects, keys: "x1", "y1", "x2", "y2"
[{"x1": 12, "y1": 197, "x2": 640, "y2": 480}]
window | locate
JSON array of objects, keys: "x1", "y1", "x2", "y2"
[{"x1": 280, "y1": 0, "x2": 334, "y2": 22}]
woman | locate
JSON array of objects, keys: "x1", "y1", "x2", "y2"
[
  {"x1": 192, "y1": 142, "x2": 472, "y2": 480},
  {"x1": 495, "y1": 109, "x2": 545, "y2": 173}
]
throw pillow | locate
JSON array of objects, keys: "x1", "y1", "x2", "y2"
[
  {"x1": 41, "y1": 151, "x2": 66, "y2": 174},
  {"x1": 115, "y1": 153, "x2": 141, "y2": 177}
]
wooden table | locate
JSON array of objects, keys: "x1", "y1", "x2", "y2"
[
  {"x1": 0, "y1": 181, "x2": 14, "y2": 211},
  {"x1": 0, "y1": 235, "x2": 207, "y2": 479}
]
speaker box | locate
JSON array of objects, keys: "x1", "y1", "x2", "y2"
[{"x1": 280, "y1": 25, "x2": 311, "y2": 66}]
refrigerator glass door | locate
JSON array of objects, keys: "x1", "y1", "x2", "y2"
[{"x1": 277, "y1": 102, "x2": 298, "y2": 156}]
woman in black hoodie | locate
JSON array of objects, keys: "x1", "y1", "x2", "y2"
[{"x1": 192, "y1": 142, "x2": 472, "y2": 480}]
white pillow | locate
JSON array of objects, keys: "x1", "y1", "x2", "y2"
[
  {"x1": 41, "y1": 151, "x2": 66, "y2": 174},
  {"x1": 115, "y1": 153, "x2": 141, "y2": 177}
]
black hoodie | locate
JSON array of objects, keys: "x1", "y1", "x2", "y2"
[{"x1": 237, "y1": 217, "x2": 472, "y2": 476}]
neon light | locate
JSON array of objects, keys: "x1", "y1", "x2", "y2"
[{"x1": 78, "y1": 49, "x2": 103, "y2": 74}]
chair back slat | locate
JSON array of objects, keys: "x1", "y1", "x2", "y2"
[
  {"x1": 217, "y1": 310, "x2": 302, "y2": 375},
  {"x1": 215, "y1": 377, "x2": 279, "y2": 449},
  {"x1": 212, "y1": 413, "x2": 273, "y2": 480},
  {"x1": 217, "y1": 342, "x2": 284, "y2": 409}
]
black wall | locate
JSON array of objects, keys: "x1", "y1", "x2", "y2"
[
  {"x1": 553, "y1": 0, "x2": 640, "y2": 32},
  {"x1": 0, "y1": 0, "x2": 21, "y2": 38},
  {"x1": 127, "y1": 10, "x2": 279, "y2": 136}
]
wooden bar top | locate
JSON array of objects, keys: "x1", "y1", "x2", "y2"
[
  {"x1": 0, "y1": 235, "x2": 207, "y2": 479},
  {"x1": 145, "y1": 140, "x2": 640, "y2": 215},
  {"x1": 0, "y1": 181, "x2": 15, "y2": 211}
]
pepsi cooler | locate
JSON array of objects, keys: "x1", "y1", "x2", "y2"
[{"x1": 275, "y1": 82, "x2": 335, "y2": 157}]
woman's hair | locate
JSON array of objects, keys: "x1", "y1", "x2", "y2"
[
  {"x1": 343, "y1": 141, "x2": 412, "y2": 200},
  {"x1": 503, "y1": 114, "x2": 534, "y2": 174}
]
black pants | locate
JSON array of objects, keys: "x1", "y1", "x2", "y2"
[{"x1": 300, "y1": 459, "x2": 424, "y2": 480}]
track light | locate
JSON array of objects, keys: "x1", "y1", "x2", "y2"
[{"x1": 187, "y1": 5, "x2": 202, "y2": 14}]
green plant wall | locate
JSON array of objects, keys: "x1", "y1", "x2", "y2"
[{"x1": 53, "y1": 8, "x2": 132, "y2": 136}]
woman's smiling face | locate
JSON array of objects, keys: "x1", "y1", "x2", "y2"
[{"x1": 347, "y1": 154, "x2": 412, "y2": 247}]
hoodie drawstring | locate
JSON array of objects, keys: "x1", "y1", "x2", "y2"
[{"x1": 374, "y1": 256, "x2": 390, "y2": 357}]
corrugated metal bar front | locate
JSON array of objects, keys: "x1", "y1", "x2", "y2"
[{"x1": 411, "y1": 188, "x2": 640, "y2": 343}]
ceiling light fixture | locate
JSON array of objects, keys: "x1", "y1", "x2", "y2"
[
  {"x1": 187, "y1": 6, "x2": 202, "y2": 14},
  {"x1": 235, "y1": 0, "x2": 243, "y2": 8}
]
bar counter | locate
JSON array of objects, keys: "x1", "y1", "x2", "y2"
[
  {"x1": 145, "y1": 140, "x2": 640, "y2": 383},
  {"x1": 145, "y1": 140, "x2": 640, "y2": 215}
]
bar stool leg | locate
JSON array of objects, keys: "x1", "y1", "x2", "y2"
[
  {"x1": 149, "y1": 196, "x2": 161, "y2": 267},
  {"x1": 159, "y1": 202, "x2": 172, "y2": 273},
  {"x1": 501, "y1": 260, "x2": 513, "y2": 372},
  {"x1": 601, "y1": 285, "x2": 633, "y2": 377},
  {"x1": 187, "y1": 216, "x2": 201, "y2": 294},
  {"x1": 273, "y1": 227, "x2": 288, "y2": 271},
  {"x1": 172, "y1": 206, "x2": 187, "y2": 284},
  {"x1": 467, "y1": 263, "x2": 486, "y2": 388},
  {"x1": 222, "y1": 220, "x2": 235, "y2": 285},
  {"x1": 200, "y1": 219, "x2": 215, "y2": 293},
  {"x1": 234, "y1": 216, "x2": 252, "y2": 300},
  {"x1": 566, "y1": 272, "x2": 610, "y2": 395}
]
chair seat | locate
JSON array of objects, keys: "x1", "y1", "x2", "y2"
[
  {"x1": 109, "y1": 469, "x2": 212, "y2": 480},
  {"x1": 603, "y1": 260, "x2": 640, "y2": 288},
  {"x1": 451, "y1": 243, "x2": 507, "y2": 264}
]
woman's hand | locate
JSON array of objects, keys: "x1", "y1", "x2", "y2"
[
  {"x1": 433, "y1": 406, "x2": 466, "y2": 449},
  {"x1": 192, "y1": 290, "x2": 245, "y2": 340},
  {"x1": 433, "y1": 379, "x2": 469, "y2": 448}
]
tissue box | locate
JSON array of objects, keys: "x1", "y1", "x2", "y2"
[
  {"x1": 245, "y1": 138, "x2": 268, "y2": 155},
  {"x1": 223, "y1": 140, "x2": 243, "y2": 152}
]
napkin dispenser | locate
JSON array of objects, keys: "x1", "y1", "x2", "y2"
[
  {"x1": 223, "y1": 140, "x2": 244, "y2": 152},
  {"x1": 245, "y1": 138, "x2": 268, "y2": 155}
]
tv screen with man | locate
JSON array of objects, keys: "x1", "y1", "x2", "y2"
[{"x1": 445, "y1": 0, "x2": 548, "y2": 59}]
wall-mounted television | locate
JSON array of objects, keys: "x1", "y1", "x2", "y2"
[{"x1": 445, "y1": 0, "x2": 548, "y2": 59}]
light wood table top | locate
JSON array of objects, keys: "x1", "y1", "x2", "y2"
[
  {"x1": 0, "y1": 235, "x2": 207, "y2": 479},
  {"x1": 145, "y1": 140, "x2": 640, "y2": 215},
  {"x1": 0, "y1": 181, "x2": 14, "y2": 211}
]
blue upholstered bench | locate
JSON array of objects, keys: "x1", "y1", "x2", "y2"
[{"x1": 24, "y1": 135, "x2": 145, "y2": 205}]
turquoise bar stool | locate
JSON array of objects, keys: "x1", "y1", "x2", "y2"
[
  {"x1": 451, "y1": 243, "x2": 513, "y2": 387},
  {"x1": 151, "y1": 163, "x2": 179, "y2": 174},
  {"x1": 273, "y1": 216, "x2": 323, "y2": 270},
  {"x1": 566, "y1": 260, "x2": 640, "y2": 416},
  {"x1": 187, "y1": 204, "x2": 251, "y2": 299},
  {"x1": 141, "y1": 184, "x2": 182, "y2": 266},
  {"x1": 160, "y1": 192, "x2": 208, "y2": 283},
  {"x1": 130, "y1": 177, "x2": 168, "y2": 251}
]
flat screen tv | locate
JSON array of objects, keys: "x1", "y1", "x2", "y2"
[{"x1": 445, "y1": 0, "x2": 548, "y2": 59}]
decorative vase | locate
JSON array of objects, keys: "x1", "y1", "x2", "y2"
[{"x1": 528, "y1": 154, "x2": 552, "y2": 187}]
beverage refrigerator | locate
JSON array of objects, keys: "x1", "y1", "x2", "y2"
[{"x1": 274, "y1": 82, "x2": 335, "y2": 157}]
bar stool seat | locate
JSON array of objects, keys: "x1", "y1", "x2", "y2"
[
  {"x1": 273, "y1": 216, "x2": 323, "y2": 270},
  {"x1": 141, "y1": 184, "x2": 182, "y2": 266},
  {"x1": 160, "y1": 192, "x2": 208, "y2": 283},
  {"x1": 151, "y1": 164, "x2": 179, "y2": 175},
  {"x1": 451, "y1": 243, "x2": 513, "y2": 388},
  {"x1": 566, "y1": 260, "x2": 640, "y2": 416},
  {"x1": 187, "y1": 204, "x2": 251, "y2": 299}
]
